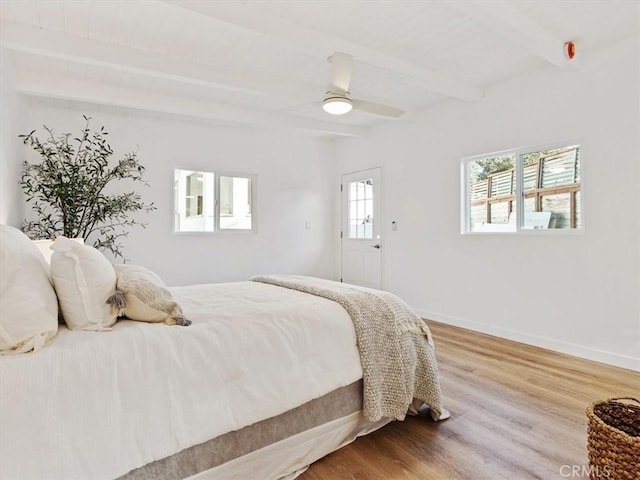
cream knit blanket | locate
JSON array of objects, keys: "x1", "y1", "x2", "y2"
[{"x1": 251, "y1": 275, "x2": 447, "y2": 422}]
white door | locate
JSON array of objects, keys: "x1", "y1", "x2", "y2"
[{"x1": 341, "y1": 168, "x2": 382, "y2": 289}]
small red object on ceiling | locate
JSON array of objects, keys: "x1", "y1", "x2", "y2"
[{"x1": 564, "y1": 42, "x2": 576, "y2": 60}]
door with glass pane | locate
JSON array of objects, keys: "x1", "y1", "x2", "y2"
[{"x1": 341, "y1": 168, "x2": 382, "y2": 289}]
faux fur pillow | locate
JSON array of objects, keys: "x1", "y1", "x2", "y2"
[{"x1": 107, "y1": 265, "x2": 191, "y2": 326}]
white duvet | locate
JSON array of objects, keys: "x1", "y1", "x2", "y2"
[{"x1": 0, "y1": 281, "x2": 363, "y2": 480}]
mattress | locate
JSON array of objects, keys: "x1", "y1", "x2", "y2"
[
  {"x1": 120, "y1": 380, "x2": 390, "y2": 480},
  {"x1": 0, "y1": 281, "x2": 365, "y2": 480}
]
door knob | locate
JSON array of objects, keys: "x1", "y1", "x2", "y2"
[{"x1": 371, "y1": 244, "x2": 381, "y2": 249}]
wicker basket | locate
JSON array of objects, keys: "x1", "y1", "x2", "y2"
[{"x1": 586, "y1": 397, "x2": 640, "y2": 480}]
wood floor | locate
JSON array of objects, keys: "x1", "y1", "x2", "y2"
[{"x1": 301, "y1": 321, "x2": 639, "y2": 480}]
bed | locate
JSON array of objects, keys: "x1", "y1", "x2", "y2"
[{"x1": 0, "y1": 227, "x2": 447, "y2": 480}]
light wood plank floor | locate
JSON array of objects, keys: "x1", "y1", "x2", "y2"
[{"x1": 301, "y1": 321, "x2": 639, "y2": 480}]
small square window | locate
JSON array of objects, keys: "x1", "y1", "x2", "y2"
[{"x1": 174, "y1": 169, "x2": 256, "y2": 233}]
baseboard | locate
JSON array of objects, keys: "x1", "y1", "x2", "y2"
[{"x1": 415, "y1": 309, "x2": 640, "y2": 372}]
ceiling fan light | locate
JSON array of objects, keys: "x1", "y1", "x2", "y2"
[{"x1": 322, "y1": 97, "x2": 353, "y2": 115}]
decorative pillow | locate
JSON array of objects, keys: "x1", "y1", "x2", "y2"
[
  {"x1": 107, "y1": 264, "x2": 191, "y2": 326},
  {"x1": 50, "y1": 236, "x2": 117, "y2": 330},
  {"x1": 0, "y1": 225, "x2": 58, "y2": 353}
]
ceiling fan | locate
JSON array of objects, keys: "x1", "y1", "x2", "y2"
[{"x1": 322, "y1": 52, "x2": 404, "y2": 118}]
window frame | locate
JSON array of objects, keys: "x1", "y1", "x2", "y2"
[
  {"x1": 174, "y1": 168, "x2": 257, "y2": 234},
  {"x1": 461, "y1": 139, "x2": 583, "y2": 235}
]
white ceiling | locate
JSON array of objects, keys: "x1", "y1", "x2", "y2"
[{"x1": 1, "y1": 0, "x2": 638, "y2": 136}]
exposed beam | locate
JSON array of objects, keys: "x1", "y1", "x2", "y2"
[
  {"x1": 444, "y1": 0, "x2": 578, "y2": 68},
  {"x1": 0, "y1": 22, "x2": 318, "y2": 100},
  {"x1": 15, "y1": 75, "x2": 368, "y2": 137},
  {"x1": 166, "y1": 0, "x2": 485, "y2": 102}
]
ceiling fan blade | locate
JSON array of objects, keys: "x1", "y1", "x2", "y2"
[
  {"x1": 329, "y1": 52, "x2": 353, "y2": 93},
  {"x1": 352, "y1": 99, "x2": 404, "y2": 118}
]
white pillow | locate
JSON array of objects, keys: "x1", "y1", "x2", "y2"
[
  {"x1": 50, "y1": 236, "x2": 117, "y2": 330},
  {"x1": 32, "y1": 238, "x2": 84, "y2": 265},
  {"x1": 0, "y1": 225, "x2": 58, "y2": 354}
]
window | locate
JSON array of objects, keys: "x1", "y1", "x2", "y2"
[
  {"x1": 219, "y1": 176, "x2": 252, "y2": 230},
  {"x1": 174, "y1": 169, "x2": 256, "y2": 232},
  {"x1": 462, "y1": 143, "x2": 581, "y2": 233},
  {"x1": 348, "y1": 178, "x2": 374, "y2": 239}
]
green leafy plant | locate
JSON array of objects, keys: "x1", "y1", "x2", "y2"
[
  {"x1": 469, "y1": 156, "x2": 515, "y2": 182},
  {"x1": 19, "y1": 116, "x2": 156, "y2": 260}
]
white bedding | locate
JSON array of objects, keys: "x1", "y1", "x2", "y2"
[{"x1": 0, "y1": 281, "x2": 363, "y2": 480}]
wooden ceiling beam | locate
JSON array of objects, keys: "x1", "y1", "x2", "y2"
[
  {"x1": 444, "y1": 0, "x2": 578, "y2": 68},
  {"x1": 167, "y1": 0, "x2": 485, "y2": 102},
  {"x1": 0, "y1": 22, "x2": 314, "y2": 98},
  {"x1": 2, "y1": 22, "x2": 366, "y2": 135},
  {"x1": 14, "y1": 74, "x2": 368, "y2": 137}
]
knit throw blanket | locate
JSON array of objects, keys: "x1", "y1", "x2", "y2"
[{"x1": 250, "y1": 275, "x2": 446, "y2": 422}]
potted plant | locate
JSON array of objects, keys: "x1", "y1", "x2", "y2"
[{"x1": 19, "y1": 116, "x2": 156, "y2": 260}]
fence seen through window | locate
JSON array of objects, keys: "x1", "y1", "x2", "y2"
[{"x1": 464, "y1": 144, "x2": 581, "y2": 233}]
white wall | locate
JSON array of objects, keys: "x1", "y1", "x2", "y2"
[
  {"x1": 19, "y1": 100, "x2": 337, "y2": 286},
  {"x1": 6, "y1": 36, "x2": 638, "y2": 369},
  {"x1": 0, "y1": 52, "x2": 25, "y2": 226},
  {"x1": 334, "y1": 36, "x2": 640, "y2": 370}
]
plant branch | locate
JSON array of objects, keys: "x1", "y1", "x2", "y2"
[{"x1": 19, "y1": 116, "x2": 156, "y2": 260}]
